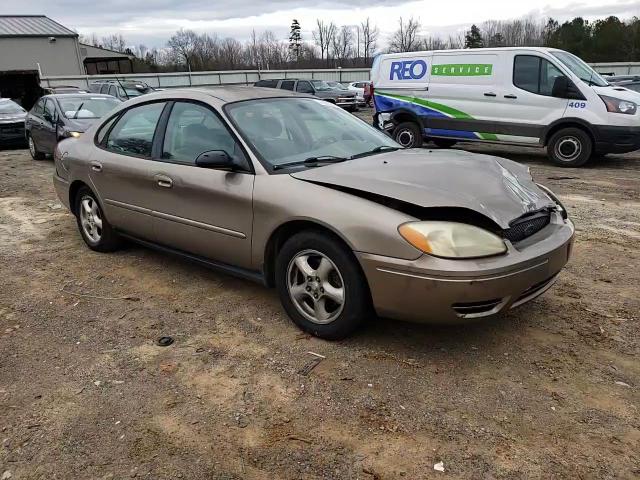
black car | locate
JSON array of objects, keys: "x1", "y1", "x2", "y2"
[
  {"x1": 25, "y1": 94, "x2": 121, "y2": 159},
  {"x1": 0, "y1": 99, "x2": 27, "y2": 147}
]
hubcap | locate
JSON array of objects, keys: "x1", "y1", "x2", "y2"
[
  {"x1": 287, "y1": 249, "x2": 345, "y2": 324},
  {"x1": 79, "y1": 195, "x2": 103, "y2": 243},
  {"x1": 396, "y1": 129, "x2": 414, "y2": 147},
  {"x1": 555, "y1": 136, "x2": 582, "y2": 162}
]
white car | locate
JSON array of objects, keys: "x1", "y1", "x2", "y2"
[
  {"x1": 348, "y1": 81, "x2": 372, "y2": 105},
  {"x1": 371, "y1": 47, "x2": 640, "y2": 167}
]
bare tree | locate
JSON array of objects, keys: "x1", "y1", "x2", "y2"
[
  {"x1": 331, "y1": 25, "x2": 354, "y2": 66},
  {"x1": 313, "y1": 19, "x2": 337, "y2": 63},
  {"x1": 101, "y1": 34, "x2": 127, "y2": 52},
  {"x1": 167, "y1": 29, "x2": 199, "y2": 70},
  {"x1": 360, "y1": 18, "x2": 379, "y2": 64},
  {"x1": 389, "y1": 17, "x2": 421, "y2": 52}
]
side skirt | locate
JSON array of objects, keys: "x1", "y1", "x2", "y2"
[{"x1": 117, "y1": 232, "x2": 267, "y2": 286}]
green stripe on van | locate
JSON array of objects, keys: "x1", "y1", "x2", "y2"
[{"x1": 376, "y1": 90, "x2": 499, "y2": 141}]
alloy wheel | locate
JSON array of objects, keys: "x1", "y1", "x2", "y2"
[
  {"x1": 79, "y1": 195, "x2": 103, "y2": 243},
  {"x1": 286, "y1": 249, "x2": 345, "y2": 324},
  {"x1": 555, "y1": 136, "x2": 582, "y2": 162}
]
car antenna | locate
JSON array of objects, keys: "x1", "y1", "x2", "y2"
[{"x1": 115, "y1": 76, "x2": 129, "y2": 100}]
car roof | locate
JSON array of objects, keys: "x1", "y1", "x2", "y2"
[
  {"x1": 44, "y1": 93, "x2": 117, "y2": 99},
  {"x1": 165, "y1": 86, "x2": 310, "y2": 102}
]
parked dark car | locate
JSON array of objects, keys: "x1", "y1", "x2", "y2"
[
  {"x1": 42, "y1": 86, "x2": 88, "y2": 95},
  {"x1": 25, "y1": 94, "x2": 121, "y2": 159},
  {"x1": 254, "y1": 78, "x2": 358, "y2": 111},
  {"x1": 88, "y1": 80, "x2": 155, "y2": 101},
  {"x1": 0, "y1": 98, "x2": 27, "y2": 147}
]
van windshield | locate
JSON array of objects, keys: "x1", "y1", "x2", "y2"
[
  {"x1": 551, "y1": 51, "x2": 608, "y2": 87},
  {"x1": 310, "y1": 80, "x2": 333, "y2": 91}
]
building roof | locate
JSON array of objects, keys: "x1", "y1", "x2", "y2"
[
  {"x1": 80, "y1": 43, "x2": 134, "y2": 60},
  {"x1": 0, "y1": 15, "x2": 77, "y2": 38}
]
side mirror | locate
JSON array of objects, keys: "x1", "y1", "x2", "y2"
[
  {"x1": 552, "y1": 76, "x2": 585, "y2": 100},
  {"x1": 195, "y1": 150, "x2": 235, "y2": 170}
]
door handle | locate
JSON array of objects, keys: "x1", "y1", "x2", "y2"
[
  {"x1": 90, "y1": 161, "x2": 102, "y2": 172},
  {"x1": 504, "y1": 94, "x2": 518, "y2": 99},
  {"x1": 155, "y1": 174, "x2": 173, "y2": 188},
  {"x1": 484, "y1": 92, "x2": 497, "y2": 97}
]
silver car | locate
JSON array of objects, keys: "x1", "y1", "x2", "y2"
[{"x1": 53, "y1": 87, "x2": 574, "y2": 339}]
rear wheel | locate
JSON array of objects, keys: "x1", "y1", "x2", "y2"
[
  {"x1": 27, "y1": 134, "x2": 45, "y2": 160},
  {"x1": 393, "y1": 122, "x2": 423, "y2": 148},
  {"x1": 74, "y1": 186, "x2": 121, "y2": 252},
  {"x1": 547, "y1": 127, "x2": 592, "y2": 167},
  {"x1": 432, "y1": 138, "x2": 458, "y2": 148},
  {"x1": 275, "y1": 230, "x2": 372, "y2": 340}
]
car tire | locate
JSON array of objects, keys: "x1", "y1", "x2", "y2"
[
  {"x1": 432, "y1": 138, "x2": 458, "y2": 148},
  {"x1": 393, "y1": 122, "x2": 423, "y2": 148},
  {"x1": 547, "y1": 128, "x2": 592, "y2": 167},
  {"x1": 275, "y1": 230, "x2": 372, "y2": 340},
  {"x1": 74, "y1": 186, "x2": 121, "y2": 252},
  {"x1": 27, "y1": 134, "x2": 45, "y2": 160}
]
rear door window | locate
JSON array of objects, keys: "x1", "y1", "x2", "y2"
[
  {"x1": 296, "y1": 81, "x2": 314, "y2": 94},
  {"x1": 280, "y1": 80, "x2": 295, "y2": 91},
  {"x1": 105, "y1": 102, "x2": 165, "y2": 158}
]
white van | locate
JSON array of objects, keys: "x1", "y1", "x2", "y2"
[{"x1": 371, "y1": 47, "x2": 640, "y2": 167}]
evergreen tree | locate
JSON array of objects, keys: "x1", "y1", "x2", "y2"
[
  {"x1": 464, "y1": 24, "x2": 484, "y2": 48},
  {"x1": 289, "y1": 19, "x2": 302, "y2": 61}
]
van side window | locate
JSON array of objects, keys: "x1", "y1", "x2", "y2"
[
  {"x1": 514, "y1": 55, "x2": 564, "y2": 96},
  {"x1": 280, "y1": 80, "x2": 295, "y2": 91}
]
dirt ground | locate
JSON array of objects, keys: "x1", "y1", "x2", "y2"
[{"x1": 1, "y1": 110, "x2": 639, "y2": 479}]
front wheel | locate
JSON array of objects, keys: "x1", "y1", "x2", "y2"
[
  {"x1": 393, "y1": 122, "x2": 423, "y2": 148},
  {"x1": 275, "y1": 231, "x2": 372, "y2": 340},
  {"x1": 547, "y1": 128, "x2": 592, "y2": 167}
]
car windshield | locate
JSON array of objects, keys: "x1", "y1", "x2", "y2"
[
  {"x1": 57, "y1": 96, "x2": 121, "y2": 119},
  {"x1": 310, "y1": 80, "x2": 333, "y2": 91},
  {"x1": 226, "y1": 98, "x2": 399, "y2": 169},
  {"x1": 327, "y1": 81, "x2": 348, "y2": 90},
  {"x1": 551, "y1": 51, "x2": 608, "y2": 87},
  {"x1": 0, "y1": 100, "x2": 25, "y2": 114}
]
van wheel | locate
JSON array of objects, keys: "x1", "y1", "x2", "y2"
[
  {"x1": 433, "y1": 138, "x2": 458, "y2": 148},
  {"x1": 27, "y1": 134, "x2": 45, "y2": 160},
  {"x1": 548, "y1": 128, "x2": 592, "y2": 167},
  {"x1": 275, "y1": 230, "x2": 372, "y2": 340},
  {"x1": 393, "y1": 122, "x2": 423, "y2": 148}
]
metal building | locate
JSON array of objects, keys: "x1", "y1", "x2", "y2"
[{"x1": 0, "y1": 15, "x2": 84, "y2": 108}]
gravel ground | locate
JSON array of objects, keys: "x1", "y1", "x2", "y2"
[{"x1": 1, "y1": 111, "x2": 639, "y2": 479}]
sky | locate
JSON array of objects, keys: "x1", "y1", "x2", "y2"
[{"x1": 2, "y1": 0, "x2": 640, "y2": 48}]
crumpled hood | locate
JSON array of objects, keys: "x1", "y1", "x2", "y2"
[{"x1": 291, "y1": 149, "x2": 555, "y2": 228}]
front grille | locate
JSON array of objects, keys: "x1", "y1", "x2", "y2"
[
  {"x1": 452, "y1": 298, "x2": 503, "y2": 316},
  {"x1": 503, "y1": 212, "x2": 550, "y2": 243}
]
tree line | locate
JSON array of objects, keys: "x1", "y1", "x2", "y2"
[{"x1": 78, "y1": 14, "x2": 640, "y2": 73}]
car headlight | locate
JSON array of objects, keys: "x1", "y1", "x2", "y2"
[
  {"x1": 599, "y1": 95, "x2": 637, "y2": 115},
  {"x1": 398, "y1": 221, "x2": 507, "y2": 258}
]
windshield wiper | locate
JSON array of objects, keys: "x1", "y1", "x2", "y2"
[
  {"x1": 272, "y1": 155, "x2": 348, "y2": 171},
  {"x1": 349, "y1": 145, "x2": 401, "y2": 159},
  {"x1": 72, "y1": 102, "x2": 85, "y2": 119}
]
